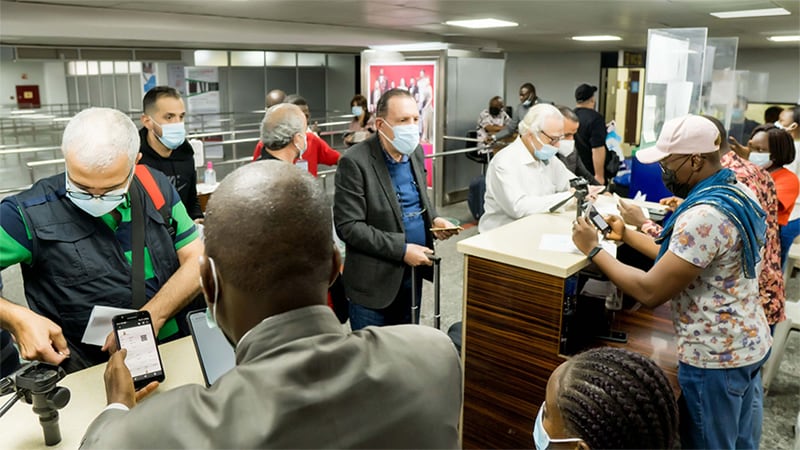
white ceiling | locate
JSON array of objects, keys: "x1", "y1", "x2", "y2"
[{"x1": 1, "y1": 0, "x2": 799, "y2": 52}]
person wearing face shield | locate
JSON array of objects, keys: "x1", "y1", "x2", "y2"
[
  {"x1": 555, "y1": 106, "x2": 599, "y2": 185},
  {"x1": 478, "y1": 104, "x2": 578, "y2": 233},
  {"x1": 333, "y1": 89, "x2": 460, "y2": 330},
  {"x1": 0, "y1": 107, "x2": 204, "y2": 373},
  {"x1": 571, "y1": 114, "x2": 771, "y2": 449},
  {"x1": 138, "y1": 86, "x2": 202, "y2": 221}
]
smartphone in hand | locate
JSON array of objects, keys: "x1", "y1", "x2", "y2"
[
  {"x1": 585, "y1": 204, "x2": 612, "y2": 236},
  {"x1": 112, "y1": 311, "x2": 165, "y2": 389}
]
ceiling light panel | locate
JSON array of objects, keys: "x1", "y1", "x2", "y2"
[
  {"x1": 445, "y1": 18, "x2": 518, "y2": 29},
  {"x1": 710, "y1": 8, "x2": 791, "y2": 19}
]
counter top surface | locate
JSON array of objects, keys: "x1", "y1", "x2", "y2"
[
  {"x1": 457, "y1": 194, "x2": 665, "y2": 278},
  {"x1": 3, "y1": 337, "x2": 203, "y2": 449}
]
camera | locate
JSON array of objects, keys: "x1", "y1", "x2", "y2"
[
  {"x1": 569, "y1": 178, "x2": 591, "y2": 217},
  {"x1": 0, "y1": 362, "x2": 70, "y2": 446},
  {"x1": 569, "y1": 177, "x2": 590, "y2": 191}
]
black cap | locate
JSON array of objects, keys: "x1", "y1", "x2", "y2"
[{"x1": 575, "y1": 84, "x2": 597, "y2": 102}]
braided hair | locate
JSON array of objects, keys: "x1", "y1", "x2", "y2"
[{"x1": 557, "y1": 348, "x2": 678, "y2": 449}]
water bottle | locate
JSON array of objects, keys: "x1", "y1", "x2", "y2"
[{"x1": 204, "y1": 161, "x2": 217, "y2": 185}]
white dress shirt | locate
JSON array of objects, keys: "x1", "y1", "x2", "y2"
[{"x1": 479, "y1": 137, "x2": 576, "y2": 233}]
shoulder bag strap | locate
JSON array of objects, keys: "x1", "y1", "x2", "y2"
[{"x1": 130, "y1": 178, "x2": 147, "y2": 309}]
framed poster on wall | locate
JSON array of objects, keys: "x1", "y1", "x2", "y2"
[{"x1": 367, "y1": 61, "x2": 437, "y2": 185}]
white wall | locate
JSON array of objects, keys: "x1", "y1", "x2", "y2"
[
  {"x1": 737, "y1": 48, "x2": 800, "y2": 104},
  {"x1": 505, "y1": 51, "x2": 602, "y2": 107},
  {"x1": 42, "y1": 61, "x2": 68, "y2": 105},
  {"x1": 0, "y1": 60, "x2": 46, "y2": 107}
]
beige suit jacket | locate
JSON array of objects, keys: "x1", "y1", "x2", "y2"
[{"x1": 80, "y1": 305, "x2": 462, "y2": 449}]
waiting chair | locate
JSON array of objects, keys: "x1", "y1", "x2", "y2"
[{"x1": 762, "y1": 240, "x2": 800, "y2": 392}]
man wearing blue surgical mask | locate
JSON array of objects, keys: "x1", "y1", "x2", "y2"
[
  {"x1": 334, "y1": 89, "x2": 459, "y2": 329},
  {"x1": 489, "y1": 82, "x2": 543, "y2": 144},
  {"x1": 479, "y1": 104, "x2": 579, "y2": 233},
  {"x1": 0, "y1": 107, "x2": 203, "y2": 373},
  {"x1": 139, "y1": 86, "x2": 203, "y2": 222}
]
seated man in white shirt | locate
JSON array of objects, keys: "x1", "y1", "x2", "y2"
[{"x1": 479, "y1": 103, "x2": 576, "y2": 233}]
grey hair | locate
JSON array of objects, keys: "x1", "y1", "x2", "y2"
[
  {"x1": 260, "y1": 103, "x2": 305, "y2": 150},
  {"x1": 557, "y1": 105, "x2": 579, "y2": 122},
  {"x1": 61, "y1": 107, "x2": 139, "y2": 169},
  {"x1": 518, "y1": 103, "x2": 563, "y2": 135}
]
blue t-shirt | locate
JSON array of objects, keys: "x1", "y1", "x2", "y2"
[{"x1": 383, "y1": 151, "x2": 426, "y2": 247}]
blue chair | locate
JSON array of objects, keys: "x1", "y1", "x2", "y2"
[{"x1": 628, "y1": 156, "x2": 672, "y2": 202}]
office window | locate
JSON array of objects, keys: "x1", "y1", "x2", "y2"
[
  {"x1": 194, "y1": 50, "x2": 228, "y2": 67},
  {"x1": 231, "y1": 51, "x2": 265, "y2": 67},
  {"x1": 264, "y1": 52, "x2": 296, "y2": 67},
  {"x1": 298, "y1": 53, "x2": 326, "y2": 67}
]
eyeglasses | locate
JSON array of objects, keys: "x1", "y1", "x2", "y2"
[
  {"x1": 540, "y1": 130, "x2": 564, "y2": 145},
  {"x1": 66, "y1": 166, "x2": 134, "y2": 202},
  {"x1": 658, "y1": 154, "x2": 692, "y2": 174}
]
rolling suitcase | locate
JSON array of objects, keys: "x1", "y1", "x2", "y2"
[{"x1": 411, "y1": 254, "x2": 441, "y2": 329}]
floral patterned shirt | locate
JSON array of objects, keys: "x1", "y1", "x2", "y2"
[
  {"x1": 477, "y1": 108, "x2": 511, "y2": 144},
  {"x1": 641, "y1": 154, "x2": 785, "y2": 324},
  {"x1": 669, "y1": 204, "x2": 772, "y2": 368}
]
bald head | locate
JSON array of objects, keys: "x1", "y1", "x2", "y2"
[
  {"x1": 265, "y1": 89, "x2": 286, "y2": 108},
  {"x1": 204, "y1": 161, "x2": 333, "y2": 296}
]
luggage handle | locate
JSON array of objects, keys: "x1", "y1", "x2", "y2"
[{"x1": 411, "y1": 254, "x2": 441, "y2": 329}]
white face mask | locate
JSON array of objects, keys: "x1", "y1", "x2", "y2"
[
  {"x1": 557, "y1": 139, "x2": 575, "y2": 157},
  {"x1": 65, "y1": 169, "x2": 132, "y2": 217},
  {"x1": 532, "y1": 402, "x2": 582, "y2": 450},
  {"x1": 748, "y1": 151, "x2": 772, "y2": 169},
  {"x1": 295, "y1": 132, "x2": 308, "y2": 158},
  {"x1": 200, "y1": 256, "x2": 220, "y2": 329}
]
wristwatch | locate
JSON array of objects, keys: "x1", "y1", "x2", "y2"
[{"x1": 587, "y1": 246, "x2": 603, "y2": 261}]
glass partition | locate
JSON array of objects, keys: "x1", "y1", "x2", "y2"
[{"x1": 640, "y1": 28, "x2": 708, "y2": 147}]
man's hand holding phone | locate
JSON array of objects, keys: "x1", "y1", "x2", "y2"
[
  {"x1": 104, "y1": 349, "x2": 159, "y2": 409},
  {"x1": 430, "y1": 217, "x2": 461, "y2": 240}
]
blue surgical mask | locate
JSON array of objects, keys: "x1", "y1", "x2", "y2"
[
  {"x1": 748, "y1": 152, "x2": 772, "y2": 169},
  {"x1": 352, "y1": 106, "x2": 364, "y2": 116},
  {"x1": 380, "y1": 121, "x2": 420, "y2": 155},
  {"x1": 532, "y1": 132, "x2": 559, "y2": 162},
  {"x1": 533, "y1": 402, "x2": 582, "y2": 450},
  {"x1": 65, "y1": 171, "x2": 130, "y2": 217},
  {"x1": 295, "y1": 132, "x2": 308, "y2": 158},
  {"x1": 150, "y1": 116, "x2": 186, "y2": 150},
  {"x1": 199, "y1": 256, "x2": 220, "y2": 329},
  {"x1": 731, "y1": 109, "x2": 745, "y2": 122}
]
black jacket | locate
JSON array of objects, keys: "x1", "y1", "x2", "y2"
[
  {"x1": 333, "y1": 135, "x2": 437, "y2": 309},
  {"x1": 138, "y1": 127, "x2": 203, "y2": 219},
  {"x1": 12, "y1": 171, "x2": 181, "y2": 370}
]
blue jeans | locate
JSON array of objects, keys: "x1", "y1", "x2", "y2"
[
  {"x1": 780, "y1": 218, "x2": 800, "y2": 269},
  {"x1": 678, "y1": 358, "x2": 766, "y2": 449},
  {"x1": 349, "y1": 267, "x2": 423, "y2": 330}
]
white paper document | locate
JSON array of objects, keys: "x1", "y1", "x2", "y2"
[
  {"x1": 538, "y1": 234, "x2": 617, "y2": 258},
  {"x1": 81, "y1": 305, "x2": 137, "y2": 346}
]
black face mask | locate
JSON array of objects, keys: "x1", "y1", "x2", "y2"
[
  {"x1": 661, "y1": 155, "x2": 693, "y2": 198},
  {"x1": 489, "y1": 106, "x2": 502, "y2": 116}
]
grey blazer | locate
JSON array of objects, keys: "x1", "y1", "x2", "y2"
[
  {"x1": 333, "y1": 134, "x2": 438, "y2": 309},
  {"x1": 80, "y1": 306, "x2": 462, "y2": 449}
]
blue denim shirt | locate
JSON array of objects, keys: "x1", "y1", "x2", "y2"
[{"x1": 382, "y1": 150, "x2": 426, "y2": 247}]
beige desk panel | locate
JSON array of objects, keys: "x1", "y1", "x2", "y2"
[{"x1": 4, "y1": 337, "x2": 203, "y2": 449}]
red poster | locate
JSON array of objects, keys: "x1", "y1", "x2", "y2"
[{"x1": 367, "y1": 62, "x2": 436, "y2": 186}]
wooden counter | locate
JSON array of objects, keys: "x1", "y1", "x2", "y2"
[{"x1": 457, "y1": 199, "x2": 678, "y2": 449}]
